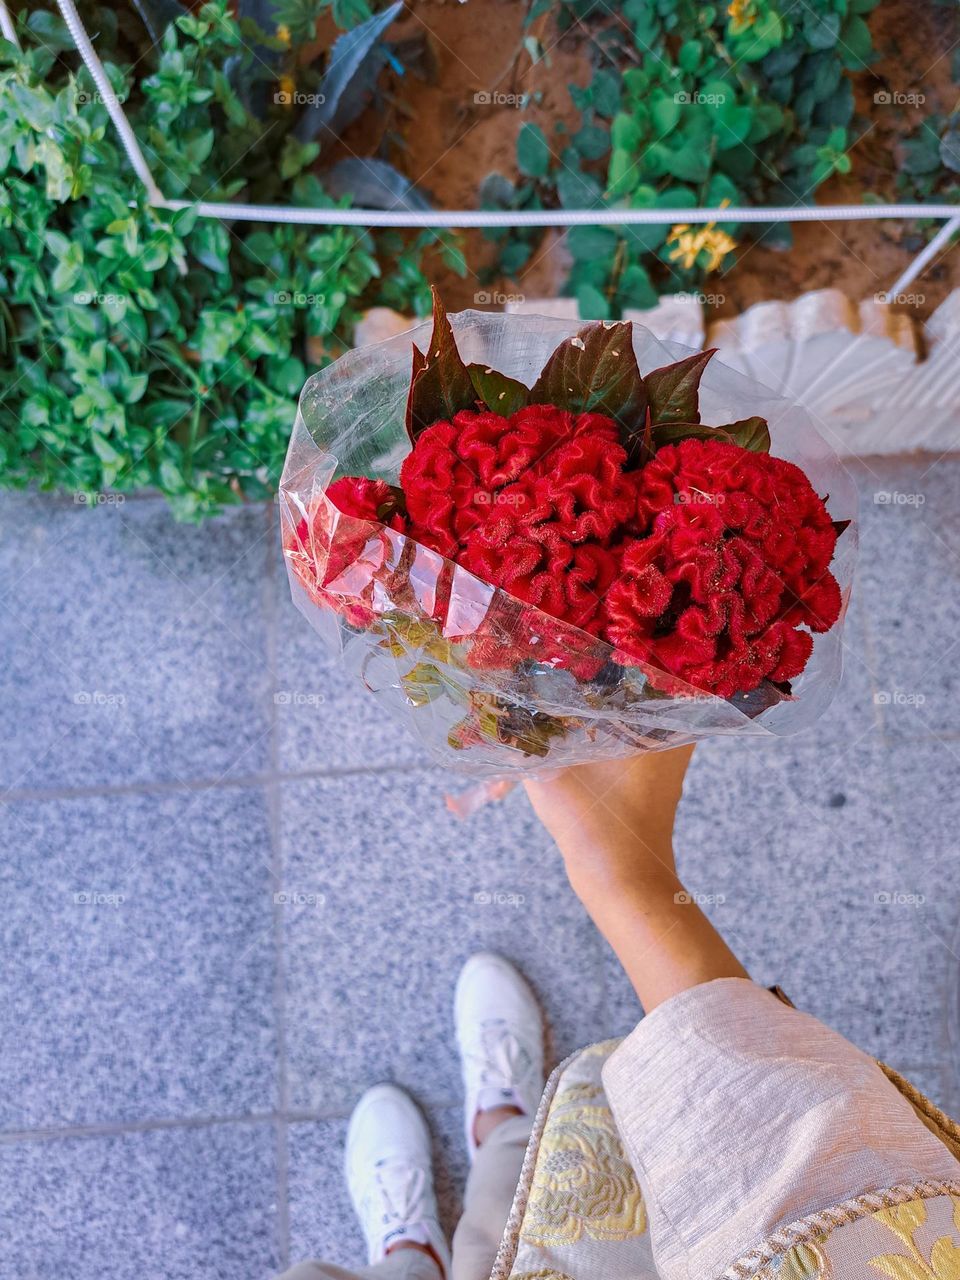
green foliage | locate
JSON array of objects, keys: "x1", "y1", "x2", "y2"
[
  {"x1": 271, "y1": 0, "x2": 373, "y2": 38},
  {"x1": 486, "y1": 0, "x2": 887, "y2": 316},
  {"x1": 0, "y1": 2, "x2": 447, "y2": 518},
  {"x1": 897, "y1": 114, "x2": 960, "y2": 208}
]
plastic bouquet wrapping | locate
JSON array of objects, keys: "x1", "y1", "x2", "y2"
[{"x1": 280, "y1": 294, "x2": 857, "y2": 779}]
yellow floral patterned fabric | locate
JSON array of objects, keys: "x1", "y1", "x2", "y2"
[
  {"x1": 507, "y1": 1041, "x2": 657, "y2": 1280},
  {"x1": 753, "y1": 1236, "x2": 829, "y2": 1279},
  {"x1": 868, "y1": 1197, "x2": 960, "y2": 1279},
  {"x1": 503, "y1": 1040, "x2": 960, "y2": 1280},
  {"x1": 522, "y1": 1099, "x2": 646, "y2": 1247}
]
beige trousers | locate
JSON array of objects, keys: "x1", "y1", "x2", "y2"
[{"x1": 279, "y1": 1113, "x2": 532, "y2": 1280}]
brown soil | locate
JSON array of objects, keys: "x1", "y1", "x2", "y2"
[
  {"x1": 715, "y1": 0, "x2": 960, "y2": 321},
  {"x1": 317, "y1": 0, "x2": 960, "y2": 320}
]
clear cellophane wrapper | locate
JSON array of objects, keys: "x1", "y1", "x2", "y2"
[{"x1": 279, "y1": 311, "x2": 858, "y2": 779}]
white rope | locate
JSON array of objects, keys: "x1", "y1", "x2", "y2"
[
  {"x1": 149, "y1": 195, "x2": 960, "y2": 228},
  {"x1": 4, "y1": 0, "x2": 957, "y2": 293},
  {"x1": 53, "y1": 0, "x2": 164, "y2": 201}
]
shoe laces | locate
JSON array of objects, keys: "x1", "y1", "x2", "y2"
[
  {"x1": 464, "y1": 1017, "x2": 532, "y2": 1090},
  {"x1": 361, "y1": 1157, "x2": 427, "y2": 1234}
]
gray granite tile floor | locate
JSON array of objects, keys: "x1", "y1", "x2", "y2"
[{"x1": 1, "y1": 455, "x2": 959, "y2": 1276}]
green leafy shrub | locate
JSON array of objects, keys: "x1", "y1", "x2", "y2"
[
  {"x1": 895, "y1": 35, "x2": 960, "y2": 216},
  {"x1": 484, "y1": 0, "x2": 883, "y2": 316},
  {"x1": 0, "y1": 2, "x2": 456, "y2": 518}
]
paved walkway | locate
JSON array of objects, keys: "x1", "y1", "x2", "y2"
[{"x1": 0, "y1": 455, "x2": 957, "y2": 1277}]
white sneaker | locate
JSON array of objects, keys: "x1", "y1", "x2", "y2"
[
  {"x1": 454, "y1": 952, "x2": 545, "y2": 1160},
  {"x1": 344, "y1": 1084, "x2": 451, "y2": 1277}
]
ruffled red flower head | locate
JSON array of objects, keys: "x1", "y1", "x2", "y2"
[
  {"x1": 604, "y1": 439, "x2": 841, "y2": 695},
  {"x1": 284, "y1": 477, "x2": 408, "y2": 628},
  {"x1": 400, "y1": 405, "x2": 635, "y2": 656},
  {"x1": 299, "y1": 406, "x2": 842, "y2": 700}
]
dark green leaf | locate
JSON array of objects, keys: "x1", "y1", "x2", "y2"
[
  {"x1": 575, "y1": 282, "x2": 611, "y2": 320},
  {"x1": 715, "y1": 415, "x2": 771, "y2": 451},
  {"x1": 617, "y1": 262, "x2": 658, "y2": 309},
  {"x1": 517, "y1": 122, "x2": 551, "y2": 178},
  {"x1": 294, "y1": 1, "x2": 401, "y2": 141},
  {"x1": 405, "y1": 288, "x2": 476, "y2": 440},
  {"x1": 324, "y1": 158, "x2": 432, "y2": 210},
  {"x1": 651, "y1": 415, "x2": 771, "y2": 452},
  {"x1": 567, "y1": 225, "x2": 618, "y2": 261},
  {"x1": 804, "y1": 11, "x2": 841, "y2": 49},
  {"x1": 530, "y1": 320, "x2": 648, "y2": 431},
  {"x1": 839, "y1": 14, "x2": 873, "y2": 67},
  {"x1": 572, "y1": 122, "x2": 609, "y2": 160},
  {"x1": 644, "y1": 350, "x2": 715, "y2": 425},
  {"x1": 468, "y1": 364, "x2": 529, "y2": 416},
  {"x1": 941, "y1": 128, "x2": 960, "y2": 174}
]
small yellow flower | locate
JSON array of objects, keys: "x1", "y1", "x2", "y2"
[
  {"x1": 278, "y1": 73, "x2": 296, "y2": 106},
  {"x1": 666, "y1": 225, "x2": 700, "y2": 270},
  {"x1": 276, "y1": 23, "x2": 292, "y2": 46},
  {"x1": 728, "y1": 0, "x2": 758, "y2": 34},
  {"x1": 667, "y1": 220, "x2": 737, "y2": 274}
]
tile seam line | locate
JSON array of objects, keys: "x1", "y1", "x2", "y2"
[
  {"x1": 1, "y1": 1055, "x2": 951, "y2": 1144},
  {"x1": 0, "y1": 1098, "x2": 465, "y2": 1143},
  {"x1": 0, "y1": 761, "x2": 433, "y2": 804},
  {"x1": 1, "y1": 726, "x2": 935, "y2": 806}
]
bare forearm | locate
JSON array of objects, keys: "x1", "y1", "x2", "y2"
[
  {"x1": 573, "y1": 864, "x2": 748, "y2": 1013},
  {"x1": 526, "y1": 748, "x2": 748, "y2": 1014}
]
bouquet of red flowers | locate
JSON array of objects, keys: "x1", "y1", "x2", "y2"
[{"x1": 281, "y1": 294, "x2": 856, "y2": 774}]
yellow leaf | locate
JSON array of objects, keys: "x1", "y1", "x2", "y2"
[
  {"x1": 868, "y1": 1255, "x2": 932, "y2": 1280},
  {"x1": 930, "y1": 1235, "x2": 960, "y2": 1280},
  {"x1": 875, "y1": 1202, "x2": 929, "y2": 1247},
  {"x1": 778, "y1": 1241, "x2": 827, "y2": 1280}
]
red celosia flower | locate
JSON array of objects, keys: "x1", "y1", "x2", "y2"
[
  {"x1": 400, "y1": 406, "x2": 636, "y2": 558},
  {"x1": 298, "y1": 418, "x2": 841, "y2": 700},
  {"x1": 284, "y1": 479, "x2": 407, "y2": 628},
  {"x1": 325, "y1": 476, "x2": 407, "y2": 530},
  {"x1": 461, "y1": 595, "x2": 609, "y2": 683},
  {"x1": 604, "y1": 439, "x2": 840, "y2": 696},
  {"x1": 401, "y1": 406, "x2": 635, "y2": 667}
]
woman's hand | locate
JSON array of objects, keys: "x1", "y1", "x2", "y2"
[
  {"x1": 524, "y1": 745, "x2": 749, "y2": 1014},
  {"x1": 524, "y1": 746, "x2": 694, "y2": 908}
]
